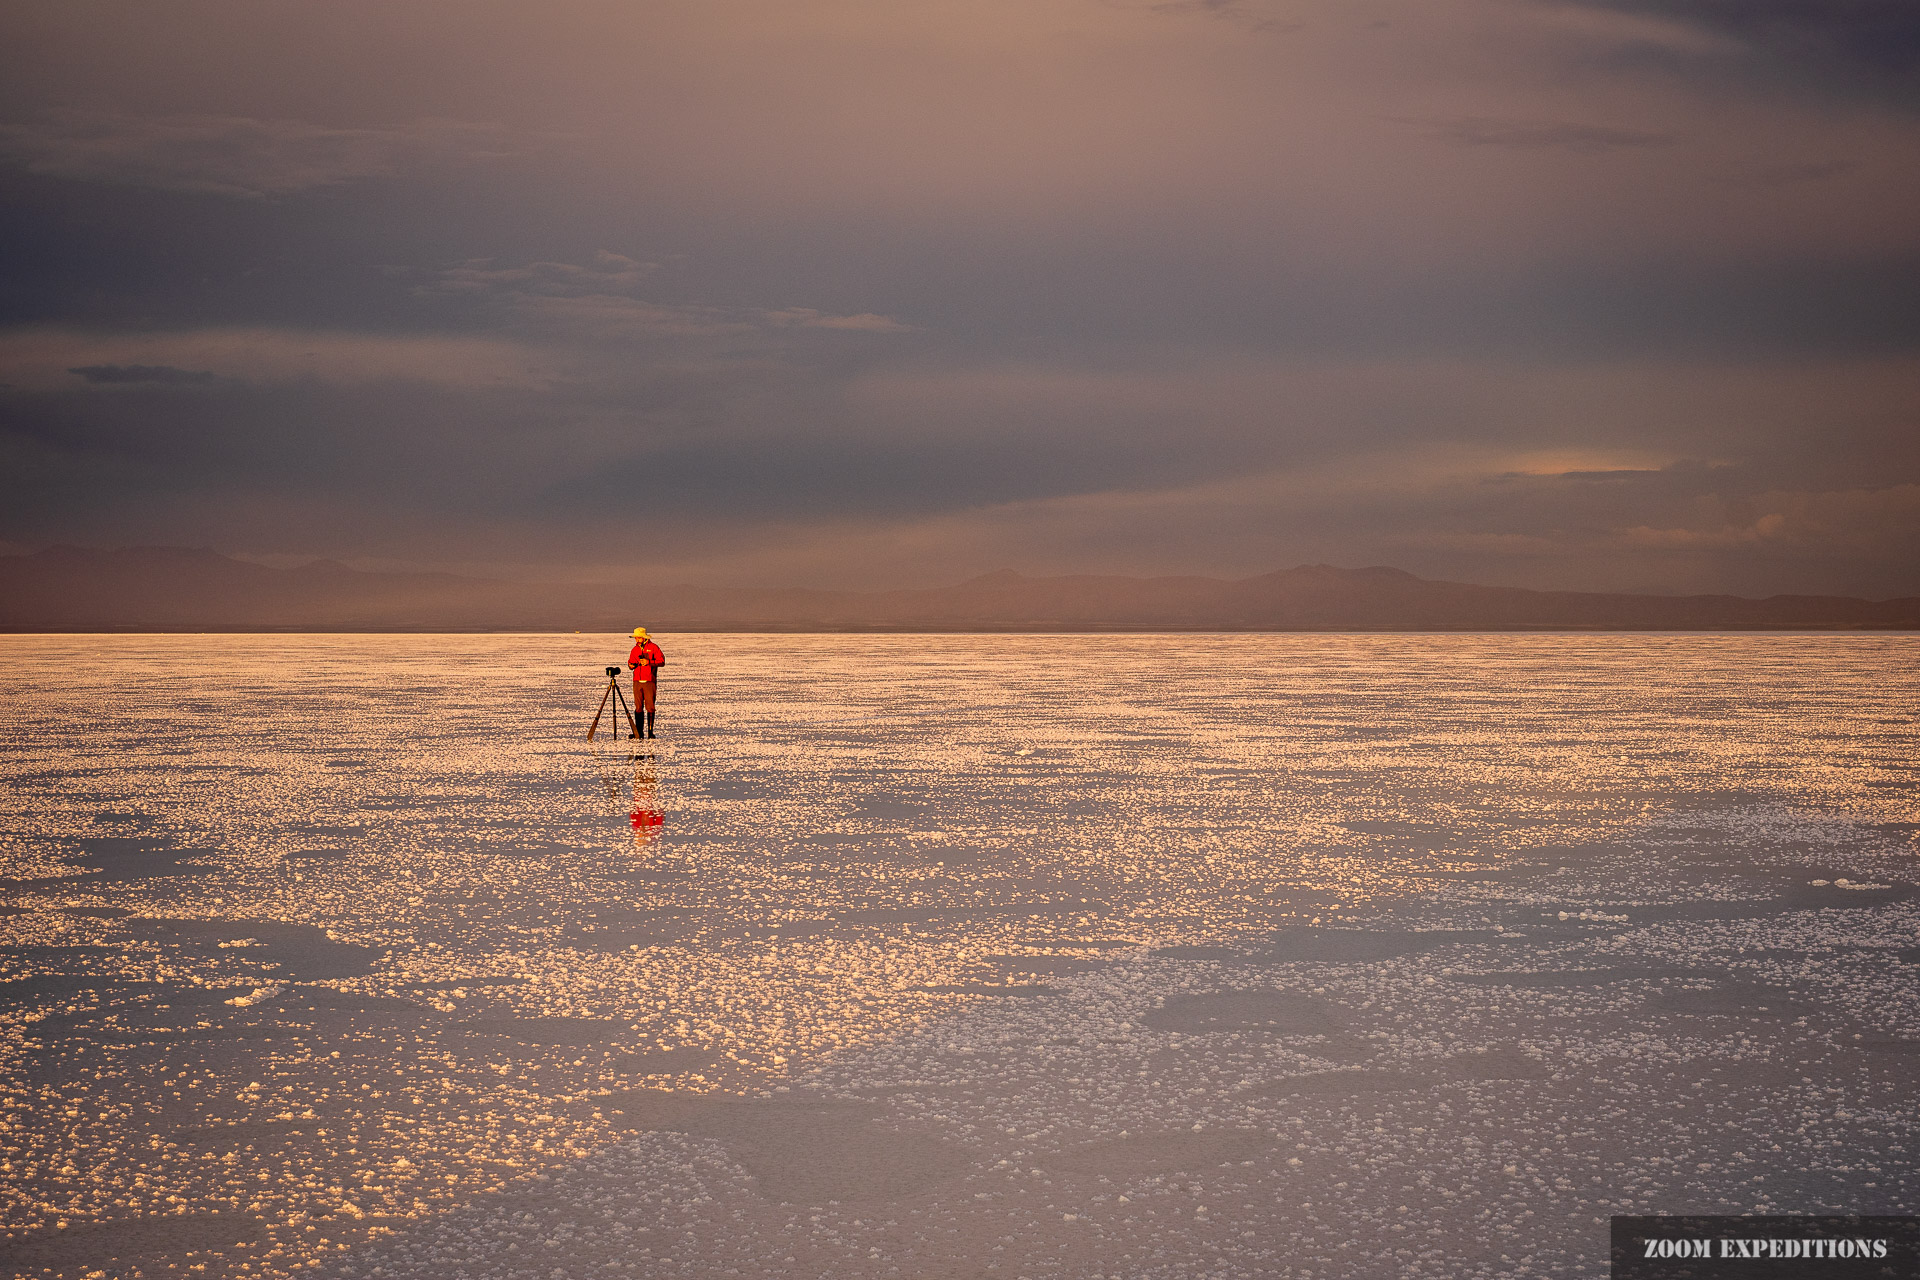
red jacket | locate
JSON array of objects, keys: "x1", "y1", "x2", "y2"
[{"x1": 628, "y1": 639, "x2": 666, "y2": 681}]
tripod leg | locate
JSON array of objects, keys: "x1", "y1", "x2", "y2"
[
  {"x1": 616, "y1": 685, "x2": 639, "y2": 740},
  {"x1": 588, "y1": 679, "x2": 614, "y2": 741}
]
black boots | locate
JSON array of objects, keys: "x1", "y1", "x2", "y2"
[{"x1": 645, "y1": 711, "x2": 656, "y2": 739}]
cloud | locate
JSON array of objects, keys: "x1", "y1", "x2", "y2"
[
  {"x1": 1395, "y1": 115, "x2": 1677, "y2": 154},
  {"x1": 0, "y1": 111, "x2": 515, "y2": 198},
  {"x1": 1545, "y1": 0, "x2": 1920, "y2": 76},
  {"x1": 1143, "y1": 0, "x2": 1301, "y2": 32},
  {"x1": 1619, "y1": 484, "x2": 1920, "y2": 554},
  {"x1": 68, "y1": 363, "x2": 219, "y2": 385},
  {"x1": 1709, "y1": 159, "x2": 1854, "y2": 188},
  {"x1": 657, "y1": 463, "x2": 1920, "y2": 598},
  {"x1": 2, "y1": 328, "x2": 554, "y2": 392},
  {"x1": 1149, "y1": 0, "x2": 1243, "y2": 15},
  {"x1": 1489, "y1": 448, "x2": 1677, "y2": 477},
  {"x1": 417, "y1": 250, "x2": 659, "y2": 299},
  {"x1": 409, "y1": 255, "x2": 913, "y2": 339},
  {"x1": 0, "y1": 0, "x2": 1916, "y2": 598},
  {"x1": 762, "y1": 308, "x2": 914, "y2": 333},
  {"x1": 6, "y1": 333, "x2": 1918, "y2": 597}
]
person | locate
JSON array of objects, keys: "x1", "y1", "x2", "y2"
[{"x1": 626, "y1": 626, "x2": 666, "y2": 739}]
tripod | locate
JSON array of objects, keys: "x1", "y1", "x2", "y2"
[{"x1": 587, "y1": 666, "x2": 642, "y2": 742}]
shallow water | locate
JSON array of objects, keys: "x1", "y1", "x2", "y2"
[{"x1": 0, "y1": 633, "x2": 1916, "y2": 1278}]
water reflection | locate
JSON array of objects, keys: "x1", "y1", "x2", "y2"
[
  {"x1": 597, "y1": 748, "x2": 665, "y2": 849},
  {"x1": 628, "y1": 757, "x2": 664, "y2": 848},
  {"x1": 1, "y1": 633, "x2": 1915, "y2": 1280}
]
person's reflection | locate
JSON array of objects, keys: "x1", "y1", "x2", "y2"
[
  {"x1": 595, "y1": 748, "x2": 666, "y2": 850},
  {"x1": 629, "y1": 755, "x2": 665, "y2": 849}
]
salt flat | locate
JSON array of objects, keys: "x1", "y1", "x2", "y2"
[{"x1": 0, "y1": 633, "x2": 1915, "y2": 1279}]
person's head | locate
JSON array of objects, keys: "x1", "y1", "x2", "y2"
[{"x1": 632, "y1": 627, "x2": 648, "y2": 640}]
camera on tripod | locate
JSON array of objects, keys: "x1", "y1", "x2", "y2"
[{"x1": 588, "y1": 665, "x2": 641, "y2": 741}]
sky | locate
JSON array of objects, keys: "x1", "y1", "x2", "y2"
[{"x1": 1, "y1": 0, "x2": 1917, "y2": 598}]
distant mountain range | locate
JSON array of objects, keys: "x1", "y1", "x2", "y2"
[{"x1": 3, "y1": 545, "x2": 1917, "y2": 631}]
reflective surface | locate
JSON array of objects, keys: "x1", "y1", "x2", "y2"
[{"x1": 1, "y1": 633, "x2": 1916, "y2": 1278}]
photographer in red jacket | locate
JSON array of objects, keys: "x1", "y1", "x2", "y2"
[{"x1": 627, "y1": 627, "x2": 666, "y2": 739}]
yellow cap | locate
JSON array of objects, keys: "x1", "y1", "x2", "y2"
[{"x1": 632, "y1": 627, "x2": 647, "y2": 638}]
